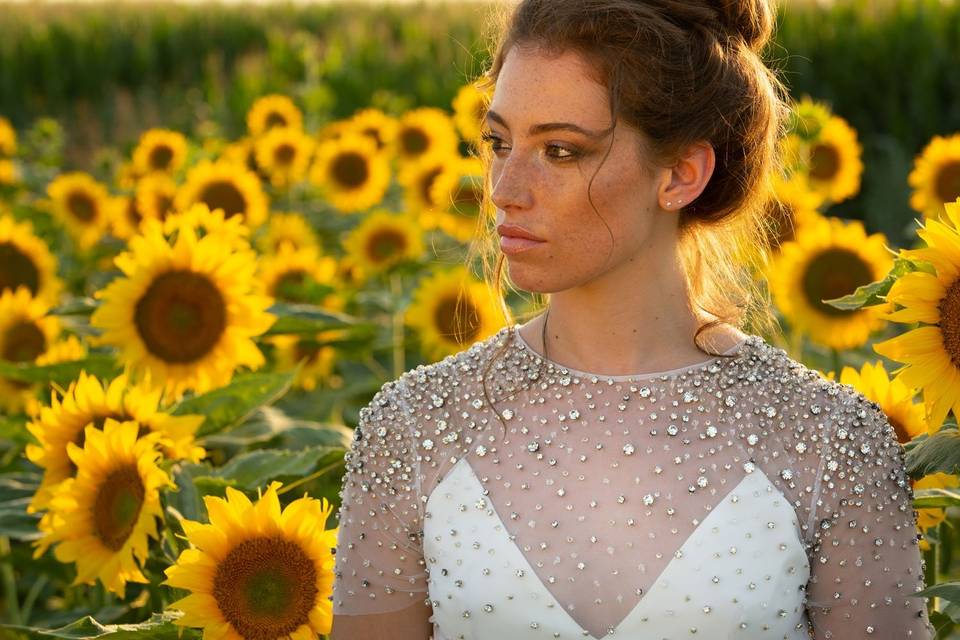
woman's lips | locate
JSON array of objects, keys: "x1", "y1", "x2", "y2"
[{"x1": 500, "y1": 235, "x2": 545, "y2": 254}]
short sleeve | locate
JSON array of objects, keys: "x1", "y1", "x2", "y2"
[
  {"x1": 804, "y1": 391, "x2": 934, "y2": 639},
  {"x1": 332, "y1": 378, "x2": 430, "y2": 616}
]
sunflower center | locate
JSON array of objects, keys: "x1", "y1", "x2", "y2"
[
  {"x1": 155, "y1": 194, "x2": 175, "y2": 220},
  {"x1": 419, "y1": 168, "x2": 444, "y2": 206},
  {"x1": 199, "y1": 181, "x2": 247, "y2": 218},
  {"x1": 265, "y1": 113, "x2": 288, "y2": 129},
  {"x1": 294, "y1": 339, "x2": 321, "y2": 364},
  {"x1": 887, "y1": 415, "x2": 912, "y2": 445},
  {"x1": 808, "y1": 142, "x2": 840, "y2": 182},
  {"x1": 2, "y1": 320, "x2": 45, "y2": 362},
  {"x1": 212, "y1": 536, "x2": 318, "y2": 640},
  {"x1": 366, "y1": 230, "x2": 407, "y2": 263},
  {"x1": 938, "y1": 278, "x2": 960, "y2": 369},
  {"x1": 362, "y1": 127, "x2": 384, "y2": 149},
  {"x1": 934, "y1": 161, "x2": 960, "y2": 205},
  {"x1": 148, "y1": 145, "x2": 174, "y2": 172},
  {"x1": 401, "y1": 127, "x2": 429, "y2": 156},
  {"x1": 274, "y1": 144, "x2": 296, "y2": 166},
  {"x1": 452, "y1": 178, "x2": 482, "y2": 218},
  {"x1": 434, "y1": 295, "x2": 482, "y2": 345},
  {"x1": 67, "y1": 192, "x2": 97, "y2": 222},
  {"x1": 0, "y1": 242, "x2": 41, "y2": 296},
  {"x1": 93, "y1": 465, "x2": 145, "y2": 551},
  {"x1": 134, "y1": 270, "x2": 227, "y2": 363},
  {"x1": 126, "y1": 198, "x2": 143, "y2": 225},
  {"x1": 770, "y1": 200, "x2": 796, "y2": 247},
  {"x1": 331, "y1": 152, "x2": 369, "y2": 189},
  {"x1": 801, "y1": 248, "x2": 874, "y2": 316},
  {"x1": 69, "y1": 412, "x2": 136, "y2": 472},
  {"x1": 273, "y1": 269, "x2": 309, "y2": 301}
]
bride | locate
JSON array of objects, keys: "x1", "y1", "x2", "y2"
[{"x1": 329, "y1": 0, "x2": 934, "y2": 638}]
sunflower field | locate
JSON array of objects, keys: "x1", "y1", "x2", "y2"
[{"x1": 1, "y1": 0, "x2": 960, "y2": 639}]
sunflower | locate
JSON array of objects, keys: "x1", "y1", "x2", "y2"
[
  {"x1": 0, "y1": 213, "x2": 63, "y2": 303},
  {"x1": 255, "y1": 211, "x2": 320, "y2": 254},
  {"x1": 163, "y1": 203, "x2": 252, "y2": 252},
  {"x1": 310, "y1": 133, "x2": 391, "y2": 213},
  {"x1": 796, "y1": 115, "x2": 863, "y2": 205},
  {"x1": 787, "y1": 95, "x2": 832, "y2": 142},
  {"x1": 253, "y1": 126, "x2": 315, "y2": 189},
  {"x1": 220, "y1": 137, "x2": 260, "y2": 174},
  {"x1": 247, "y1": 94, "x2": 303, "y2": 138},
  {"x1": 767, "y1": 172, "x2": 825, "y2": 249},
  {"x1": 343, "y1": 209, "x2": 424, "y2": 278},
  {"x1": 0, "y1": 160, "x2": 17, "y2": 185},
  {"x1": 90, "y1": 219, "x2": 276, "y2": 399},
  {"x1": 872, "y1": 198, "x2": 960, "y2": 429},
  {"x1": 259, "y1": 242, "x2": 340, "y2": 306},
  {"x1": 135, "y1": 172, "x2": 178, "y2": 223},
  {"x1": 269, "y1": 332, "x2": 339, "y2": 392},
  {"x1": 109, "y1": 195, "x2": 145, "y2": 242},
  {"x1": 175, "y1": 160, "x2": 269, "y2": 228},
  {"x1": 33, "y1": 418, "x2": 173, "y2": 598},
  {"x1": 406, "y1": 265, "x2": 505, "y2": 361},
  {"x1": 391, "y1": 107, "x2": 460, "y2": 166},
  {"x1": 0, "y1": 286, "x2": 61, "y2": 415},
  {"x1": 131, "y1": 128, "x2": 188, "y2": 177},
  {"x1": 336, "y1": 254, "x2": 367, "y2": 289},
  {"x1": 908, "y1": 133, "x2": 960, "y2": 222},
  {"x1": 114, "y1": 161, "x2": 139, "y2": 192},
  {"x1": 46, "y1": 172, "x2": 113, "y2": 250},
  {"x1": 315, "y1": 118, "x2": 354, "y2": 145},
  {"x1": 838, "y1": 360, "x2": 929, "y2": 442},
  {"x1": 0, "y1": 116, "x2": 16, "y2": 157},
  {"x1": 34, "y1": 334, "x2": 87, "y2": 367},
  {"x1": 430, "y1": 156, "x2": 486, "y2": 243},
  {"x1": 767, "y1": 214, "x2": 894, "y2": 350},
  {"x1": 452, "y1": 80, "x2": 493, "y2": 145},
  {"x1": 913, "y1": 472, "x2": 960, "y2": 549},
  {"x1": 347, "y1": 107, "x2": 398, "y2": 154},
  {"x1": 163, "y1": 481, "x2": 337, "y2": 639},
  {"x1": 26, "y1": 370, "x2": 205, "y2": 512},
  {"x1": 398, "y1": 154, "x2": 453, "y2": 223}
]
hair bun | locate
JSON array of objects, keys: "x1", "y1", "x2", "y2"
[{"x1": 712, "y1": 0, "x2": 775, "y2": 52}]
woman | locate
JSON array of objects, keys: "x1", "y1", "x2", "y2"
[{"x1": 331, "y1": 0, "x2": 934, "y2": 638}]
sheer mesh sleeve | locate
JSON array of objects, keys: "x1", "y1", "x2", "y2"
[
  {"x1": 332, "y1": 377, "x2": 430, "y2": 616},
  {"x1": 804, "y1": 389, "x2": 934, "y2": 639}
]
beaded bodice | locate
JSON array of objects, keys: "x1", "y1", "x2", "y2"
[{"x1": 332, "y1": 324, "x2": 933, "y2": 639}]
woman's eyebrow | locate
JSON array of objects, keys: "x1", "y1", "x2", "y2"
[{"x1": 485, "y1": 109, "x2": 609, "y2": 139}]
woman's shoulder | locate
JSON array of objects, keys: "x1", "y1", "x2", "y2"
[{"x1": 365, "y1": 324, "x2": 519, "y2": 417}]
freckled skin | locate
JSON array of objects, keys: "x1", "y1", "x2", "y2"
[
  {"x1": 489, "y1": 46, "x2": 669, "y2": 294},
  {"x1": 485, "y1": 45, "x2": 731, "y2": 372}
]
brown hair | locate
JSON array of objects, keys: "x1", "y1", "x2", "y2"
[{"x1": 463, "y1": 0, "x2": 791, "y2": 413}]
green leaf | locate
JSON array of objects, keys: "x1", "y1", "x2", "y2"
[
  {"x1": 47, "y1": 297, "x2": 99, "y2": 316},
  {"x1": 906, "y1": 428, "x2": 960, "y2": 477},
  {"x1": 263, "y1": 301, "x2": 373, "y2": 336},
  {"x1": 170, "y1": 368, "x2": 300, "y2": 437},
  {"x1": 0, "y1": 356, "x2": 120, "y2": 385},
  {"x1": 913, "y1": 580, "x2": 960, "y2": 601},
  {"x1": 0, "y1": 504, "x2": 41, "y2": 540},
  {"x1": 211, "y1": 445, "x2": 345, "y2": 491},
  {"x1": 822, "y1": 256, "x2": 933, "y2": 311},
  {"x1": 913, "y1": 487, "x2": 960, "y2": 509},
  {"x1": 0, "y1": 611, "x2": 193, "y2": 639},
  {"x1": 166, "y1": 462, "x2": 214, "y2": 523}
]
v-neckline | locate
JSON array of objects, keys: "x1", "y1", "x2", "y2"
[{"x1": 430, "y1": 456, "x2": 792, "y2": 640}]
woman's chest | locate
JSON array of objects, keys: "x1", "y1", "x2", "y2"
[{"x1": 422, "y1": 457, "x2": 812, "y2": 640}]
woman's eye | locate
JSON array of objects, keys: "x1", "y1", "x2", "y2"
[{"x1": 479, "y1": 133, "x2": 579, "y2": 161}]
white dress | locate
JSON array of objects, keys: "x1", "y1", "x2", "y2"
[{"x1": 332, "y1": 325, "x2": 934, "y2": 639}]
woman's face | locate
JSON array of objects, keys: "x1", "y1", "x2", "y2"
[{"x1": 485, "y1": 45, "x2": 677, "y2": 294}]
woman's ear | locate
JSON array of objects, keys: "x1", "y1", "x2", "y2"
[{"x1": 657, "y1": 142, "x2": 715, "y2": 210}]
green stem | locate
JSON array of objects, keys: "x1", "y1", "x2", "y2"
[
  {"x1": 20, "y1": 574, "x2": 48, "y2": 625},
  {"x1": 830, "y1": 347, "x2": 842, "y2": 376},
  {"x1": 276, "y1": 458, "x2": 346, "y2": 497},
  {"x1": 0, "y1": 536, "x2": 20, "y2": 625},
  {"x1": 390, "y1": 272, "x2": 405, "y2": 380}
]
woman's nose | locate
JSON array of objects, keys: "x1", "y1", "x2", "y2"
[{"x1": 490, "y1": 155, "x2": 535, "y2": 212}]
